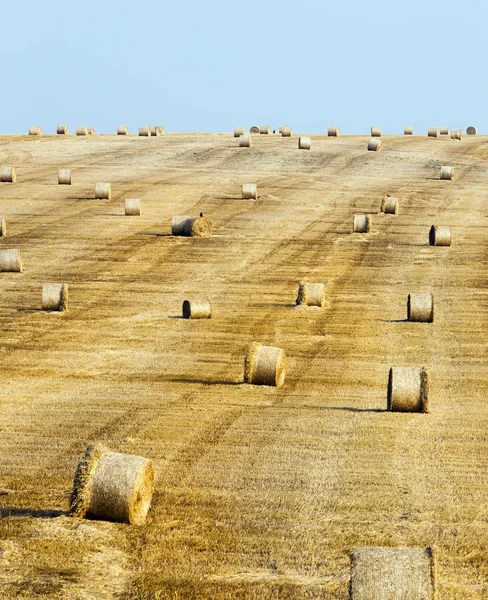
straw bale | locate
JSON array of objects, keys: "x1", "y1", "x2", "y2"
[
  {"x1": 250, "y1": 126, "x2": 260, "y2": 133},
  {"x1": 234, "y1": 127, "x2": 245, "y2": 137},
  {"x1": 182, "y1": 298, "x2": 212, "y2": 319},
  {"x1": 404, "y1": 126, "x2": 413, "y2": 135},
  {"x1": 387, "y1": 367, "x2": 430, "y2": 412},
  {"x1": 28, "y1": 126, "x2": 42, "y2": 136},
  {"x1": 353, "y1": 214, "x2": 372, "y2": 233},
  {"x1": 0, "y1": 167, "x2": 16, "y2": 183},
  {"x1": 88, "y1": 128, "x2": 95, "y2": 135},
  {"x1": 125, "y1": 198, "x2": 141, "y2": 216},
  {"x1": 244, "y1": 342, "x2": 286, "y2": 387},
  {"x1": 368, "y1": 138, "x2": 382, "y2": 151},
  {"x1": 350, "y1": 546, "x2": 436, "y2": 599},
  {"x1": 296, "y1": 282, "x2": 325, "y2": 307},
  {"x1": 328, "y1": 126, "x2": 339, "y2": 136},
  {"x1": 451, "y1": 129, "x2": 462, "y2": 140},
  {"x1": 439, "y1": 126, "x2": 449, "y2": 135},
  {"x1": 0, "y1": 249, "x2": 22, "y2": 272},
  {"x1": 428, "y1": 128, "x2": 439, "y2": 138},
  {"x1": 440, "y1": 166, "x2": 453, "y2": 180},
  {"x1": 466, "y1": 126, "x2": 477, "y2": 135},
  {"x1": 242, "y1": 184, "x2": 257, "y2": 199},
  {"x1": 281, "y1": 126, "x2": 292, "y2": 137},
  {"x1": 183, "y1": 215, "x2": 213, "y2": 238},
  {"x1": 117, "y1": 126, "x2": 129, "y2": 135},
  {"x1": 151, "y1": 126, "x2": 161, "y2": 136},
  {"x1": 429, "y1": 225, "x2": 451, "y2": 247},
  {"x1": 371, "y1": 126, "x2": 381, "y2": 137},
  {"x1": 58, "y1": 169, "x2": 71, "y2": 185},
  {"x1": 76, "y1": 127, "x2": 88, "y2": 136},
  {"x1": 259, "y1": 125, "x2": 270, "y2": 134},
  {"x1": 380, "y1": 195, "x2": 399, "y2": 214},
  {"x1": 298, "y1": 136, "x2": 311, "y2": 150},
  {"x1": 70, "y1": 444, "x2": 154, "y2": 525},
  {"x1": 0, "y1": 216, "x2": 6, "y2": 237},
  {"x1": 408, "y1": 293, "x2": 434, "y2": 323},
  {"x1": 42, "y1": 283, "x2": 68, "y2": 312},
  {"x1": 138, "y1": 127, "x2": 151, "y2": 136},
  {"x1": 95, "y1": 183, "x2": 111, "y2": 200},
  {"x1": 239, "y1": 135, "x2": 252, "y2": 148},
  {"x1": 57, "y1": 125, "x2": 68, "y2": 134},
  {"x1": 172, "y1": 216, "x2": 191, "y2": 236}
]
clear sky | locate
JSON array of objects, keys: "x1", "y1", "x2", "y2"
[{"x1": 1, "y1": 0, "x2": 486, "y2": 134}]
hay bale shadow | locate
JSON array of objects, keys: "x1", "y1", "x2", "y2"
[
  {"x1": 0, "y1": 507, "x2": 66, "y2": 518},
  {"x1": 170, "y1": 377, "x2": 240, "y2": 386}
]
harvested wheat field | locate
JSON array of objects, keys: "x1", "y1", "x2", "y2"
[{"x1": 0, "y1": 131, "x2": 487, "y2": 599}]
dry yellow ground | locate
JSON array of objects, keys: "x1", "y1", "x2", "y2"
[{"x1": 0, "y1": 132, "x2": 487, "y2": 599}]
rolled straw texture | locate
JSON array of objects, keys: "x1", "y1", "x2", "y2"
[
  {"x1": 182, "y1": 298, "x2": 212, "y2": 319},
  {"x1": 234, "y1": 127, "x2": 245, "y2": 137},
  {"x1": 368, "y1": 138, "x2": 382, "y2": 151},
  {"x1": 42, "y1": 283, "x2": 68, "y2": 312},
  {"x1": 404, "y1": 126, "x2": 413, "y2": 135},
  {"x1": 28, "y1": 126, "x2": 42, "y2": 136},
  {"x1": 76, "y1": 127, "x2": 88, "y2": 136},
  {"x1": 125, "y1": 198, "x2": 141, "y2": 216},
  {"x1": 296, "y1": 282, "x2": 325, "y2": 307},
  {"x1": 428, "y1": 128, "x2": 439, "y2": 138},
  {"x1": 57, "y1": 125, "x2": 68, "y2": 134},
  {"x1": 95, "y1": 183, "x2": 111, "y2": 200},
  {"x1": 138, "y1": 126, "x2": 151, "y2": 136},
  {"x1": 440, "y1": 166, "x2": 453, "y2": 180},
  {"x1": 58, "y1": 169, "x2": 71, "y2": 185},
  {"x1": 244, "y1": 342, "x2": 286, "y2": 387},
  {"x1": 298, "y1": 136, "x2": 311, "y2": 150},
  {"x1": 259, "y1": 125, "x2": 270, "y2": 134},
  {"x1": 172, "y1": 216, "x2": 191, "y2": 236},
  {"x1": 371, "y1": 126, "x2": 381, "y2": 137},
  {"x1": 70, "y1": 444, "x2": 154, "y2": 525},
  {"x1": 380, "y1": 195, "x2": 399, "y2": 214},
  {"x1": 0, "y1": 167, "x2": 16, "y2": 183},
  {"x1": 117, "y1": 126, "x2": 129, "y2": 135},
  {"x1": 429, "y1": 225, "x2": 451, "y2": 247},
  {"x1": 239, "y1": 135, "x2": 252, "y2": 148},
  {"x1": 350, "y1": 546, "x2": 436, "y2": 599},
  {"x1": 242, "y1": 184, "x2": 257, "y2": 199},
  {"x1": 328, "y1": 126, "x2": 339, "y2": 136},
  {"x1": 183, "y1": 216, "x2": 213, "y2": 238},
  {"x1": 387, "y1": 367, "x2": 430, "y2": 413},
  {"x1": 451, "y1": 129, "x2": 462, "y2": 140},
  {"x1": 281, "y1": 126, "x2": 292, "y2": 137},
  {"x1": 466, "y1": 126, "x2": 477, "y2": 135},
  {"x1": 439, "y1": 126, "x2": 449, "y2": 135},
  {"x1": 0, "y1": 216, "x2": 6, "y2": 237},
  {"x1": 250, "y1": 126, "x2": 260, "y2": 134},
  {"x1": 353, "y1": 214, "x2": 372, "y2": 233},
  {"x1": 0, "y1": 249, "x2": 22, "y2": 272},
  {"x1": 408, "y1": 293, "x2": 434, "y2": 323}
]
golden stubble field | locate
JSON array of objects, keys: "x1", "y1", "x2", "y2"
[{"x1": 0, "y1": 131, "x2": 487, "y2": 599}]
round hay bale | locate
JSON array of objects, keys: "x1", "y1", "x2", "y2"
[
  {"x1": 0, "y1": 167, "x2": 16, "y2": 183},
  {"x1": 278, "y1": 126, "x2": 287, "y2": 134},
  {"x1": 28, "y1": 126, "x2": 42, "y2": 136},
  {"x1": 328, "y1": 126, "x2": 339, "y2": 137},
  {"x1": 466, "y1": 126, "x2": 477, "y2": 135},
  {"x1": 429, "y1": 225, "x2": 451, "y2": 247},
  {"x1": 451, "y1": 129, "x2": 462, "y2": 140},
  {"x1": 150, "y1": 127, "x2": 160, "y2": 136},
  {"x1": 0, "y1": 216, "x2": 6, "y2": 237},
  {"x1": 125, "y1": 198, "x2": 141, "y2": 216},
  {"x1": 156, "y1": 126, "x2": 164, "y2": 135},
  {"x1": 117, "y1": 126, "x2": 129, "y2": 135},
  {"x1": 296, "y1": 282, "x2": 325, "y2": 307},
  {"x1": 371, "y1": 126, "x2": 381, "y2": 137},
  {"x1": 42, "y1": 283, "x2": 68, "y2": 312},
  {"x1": 281, "y1": 126, "x2": 292, "y2": 137},
  {"x1": 58, "y1": 169, "x2": 71, "y2": 185},
  {"x1": 259, "y1": 125, "x2": 270, "y2": 134},
  {"x1": 250, "y1": 126, "x2": 260, "y2": 134},
  {"x1": 428, "y1": 127, "x2": 439, "y2": 138},
  {"x1": 76, "y1": 127, "x2": 88, "y2": 136},
  {"x1": 380, "y1": 195, "x2": 399, "y2": 214},
  {"x1": 239, "y1": 135, "x2": 252, "y2": 148},
  {"x1": 407, "y1": 293, "x2": 434, "y2": 323},
  {"x1": 404, "y1": 126, "x2": 413, "y2": 135},
  {"x1": 298, "y1": 136, "x2": 311, "y2": 150},
  {"x1": 57, "y1": 125, "x2": 68, "y2": 135},
  {"x1": 242, "y1": 184, "x2": 257, "y2": 199},
  {"x1": 439, "y1": 126, "x2": 449, "y2": 135},
  {"x1": 353, "y1": 214, "x2": 372, "y2": 233},
  {"x1": 368, "y1": 138, "x2": 382, "y2": 152},
  {"x1": 183, "y1": 215, "x2": 213, "y2": 238},
  {"x1": 88, "y1": 128, "x2": 95, "y2": 135},
  {"x1": 138, "y1": 127, "x2": 151, "y2": 136},
  {"x1": 0, "y1": 249, "x2": 22, "y2": 272},
  {"x1": 70, "y1": 444, "x2": 154, "y2": 525},
  {"x1": 95, "y1": 183, "x2": 111, "y2": 200},
  {"x1": 172, "y1": 216, "x2": 191, "y2": 236},
  {"x1": 234, "y1": 127, "x2": 245, "y2": 137},
  {"x1": 387, "y1": 367, "x2": 430, "y2": 412},
  {"x1": 244, "y1": 342, "x2": 286, "y2": 387},
  {"x1": 440, "y1": 166, "x2": 453, "y2": 180},
  {"x1": 351, "y1": 546, "x2": 436, "y2": 599},
  {"x1": 182, "y1": 298, "x2": 212, "y2": 319}
]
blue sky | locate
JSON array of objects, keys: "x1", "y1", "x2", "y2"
[{"x1": 1, "y1": 0, "x2": 486, "y2": 134}]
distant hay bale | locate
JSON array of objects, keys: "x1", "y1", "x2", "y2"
[
  {"x1": 242, "y1": 184, "x2": 257, "y2": 199},
  {"x1": 138, "y1": 127, "x2": 151, "y2": 136},
  {"x1": 408, "y1": 293, "x2": 434, "y2": 323},
  {"x1": 298, "y1": 136, "x2": 311, "y2": 150},
  {"x1": 95, "y1": 183, "x2": 111, "y2": 200},
  {"x1": 117, "y1": 126, "x2": 129, "y2": 135},
  {"x1": 239, "y1": 135, "x2": 252, "y2": 148},
  {"x1": 466, "y1": 126, "x2": 477, "y2": 135},
  {"x1": 387, "y1": 367, "x2": 430, "y2": 413},
  {"x1": 234, "y1": 127, "x2": 245, "y2": 137},
  {"x1": 0, "y1": 249, "x2": 22, "y2": 272},
  {"x1": 440, "y1": 166, "x2": 453, "y2": 180},
  {"x1": 428, "y1": 128, "x2": 439, "y2": 138},
  {"x1": 250, "y1": 126, "x2": 260, "y2": 134},
  {"x1": 429, "y1": 225, "x2": 451, "y2": 247},
  {"x1": 244, "y1": 342, "x2": 286, "y2": 387},
  {"x1": 0, "y1": 216, "x2": 6, "y2": 237},
  {"x1": 155, "y1": 125, "x2": 164, "y2": 135},
  {"x1": 125, "y1": 198, "x2": 141, "y2": 216},
  {"x1": 88, "y1": 128, "x2": 95, "y2": 135},
  {"x1": 278, "y1": 126, "x2": 286, "y2": 134},
  {"x1": 368, "y1": 138, "x2": 382, "y2": 152},
  {"x1": 371, "y1": 126, "x2": 381, "y2": 137},
  {"x1": 404, "y1": 126, "x2": 413, "y2": 135},
  {"x1": 439, "y1": 126, "x2": 449, "y2": 135},
  {"x1": 451, "y1": 129, "x2": 462, "y2": 140},
  {"x1": 57, "y1": 125, "x2": 68, "y2": 135},
  {"x1": 58, "y1": 169, "x2": 72, "y2": 185},
  {"x1": 281, "y1": 126, "x2": 292, "y2": 137},
  {"x1": 296, "y1": 282, "x2": 325, "y2": 307},
  {"x1": 42, "y1": 283, "x2": 68, "y2": 312},
  {"x1": 76, "y1": 127, "x2": 88, "y2": 136},
  {"x1": 328, "y1": 126, "x2": 339, "y2": 137},
  {"x1": 70, "y1": 444, "x2": 154, "y2": 525},
  {"x1": 259, "y1": 125, "x2": 270, "y2": 134},
  {"x1": 380, "y1": 195, "x2": 399, "y2": 214},
  {"x1": 184, "y1": 215, "x2": 213, "y2": 238},
  {"x1": 0, "y1": 167, "x2": 16, "y2": 183},
  {"x1": 353, "y1": 214, "x2": 372, "y2": 233},
  {"x1": 182, "y1": 298, "x2": 212, "y2": 319},
  {"x1": 28, "y1": 126, "x2": 42, "y2": 136},
  {"x1": 151, "y1": 126, "x2": 161, "y2": 136},
  {"x1": 350, "y1": 546, "x2": 436, "y2": 599},
  {"x1": 172, "y1": 216, "x2": 191, "y2": 236}
]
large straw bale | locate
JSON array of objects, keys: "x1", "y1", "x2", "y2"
[
  {"x1": 428, "y1": 128, "x2": 439, "y2": 138},
  {"x1": 95, "y1": 183, "x2": 111, "y2": 200},
  {"x1": 328, "y1": 126, "x2": 339, "y2": 137},
  {"x1": 58, "y1": 169, "x2": 71, "y2": 185},
  {"x1": 0, "y1": 167, "x2": 16, "y2": 183},
  {"x1": 28, "y1": 126, "x2": 42, "y2": 136},
  {"x1": 371, "y1": 126, "x2": 381, "y2": 137},
  {"x1": 0, "y1": 249, "x2": 22, "y2": 272},
  {"x1": 242, "y1": 184, "x2": 257, "y2": 199},
  {"x1": 407, "y1": 293, "x2": 434, "y2": 323},
  {"x1": 234, "y1": 127, "x2": 245, "y2": 137},
  {"x1": 42, "y1": 283, "x2": 68, "y2": 312},
  {"x1": 350, "y1": 546, "x2": 436, "y2": 599},
  {"x1": 353, "y1": 214, "x2": 372, "y2": 233},
  {"x1": 429, "y1": 225, "x2": 451, "y2": 247},
  {"x1": 182, "y1": 298, "x2": 212, "y2": 319},
  {"x1": 451, "y1": 129, "x2": 462, "y2": 140},
  {"x1": 466, "y1": 126, "x2": 477, "y2": 135},
  {"x1": 183, "y1": 215, "x2": 213, "y2": 238},
  {"x1": 380, "y1": 195, "x2": 399, "y2": 214},
  {"x1": 439, "y1": 126, "x2": 449, "y2": 135},
  {"x1": 387, "y1": 367, "x2": 430, "y2": 413},
  {"x1": 88, "y1": 128, "x2": 95, "y2": 134},
  {"x1": 404, "y1": 126, "x2": 413, "y2": 135},
  {"x1": 440, "y1": 166, "x2": 453, "y2": 180},
  {"x1": 296, "y1": 282, "x2": 325, "y2": 307},
  {"x1": 172, "y1": 216, "x2": 191, "y2": 236},
  {"x1": 138, "y1": 126, "x2": 151, "y2": 136},
  {"x1": 368, "y1": 138, "x2": 382, "y2": 151},
  {"x1": 125, "y1": 198, "x2": 141, "y2": 216},
  {"x1": 70, "y1": 444, "x2": 154, "y2": 525},
  {"x1": 244, "y1": 342, "x2": 286, "y2": 387},
  {"x1": 76, "y1": 127, "x2": 88, "y2": 136},
  {"x1": 259, "y1": 125, "x2": 270, "y2": 134},
  {"x1": 57, "y1": 125, "x2": 68, "y2": 134},
  {"x1": 239, "y1": 135, "x2": 252, "y2": 148},
  {"x1": 250, "y1": 126, "x2": 260, "y2": 133},
  {"x1": 151, "y1": 126, "x2": 162, "y2": 136},
  {"x1": 281, "y1": 126, "x2": 292, "y2": 137},
  {"x1": 298, "y1": 136, "x2": 311, "y2": 150},
  {"x1": 117, "y1": 126, "x2": 129, "y2": 135}
]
